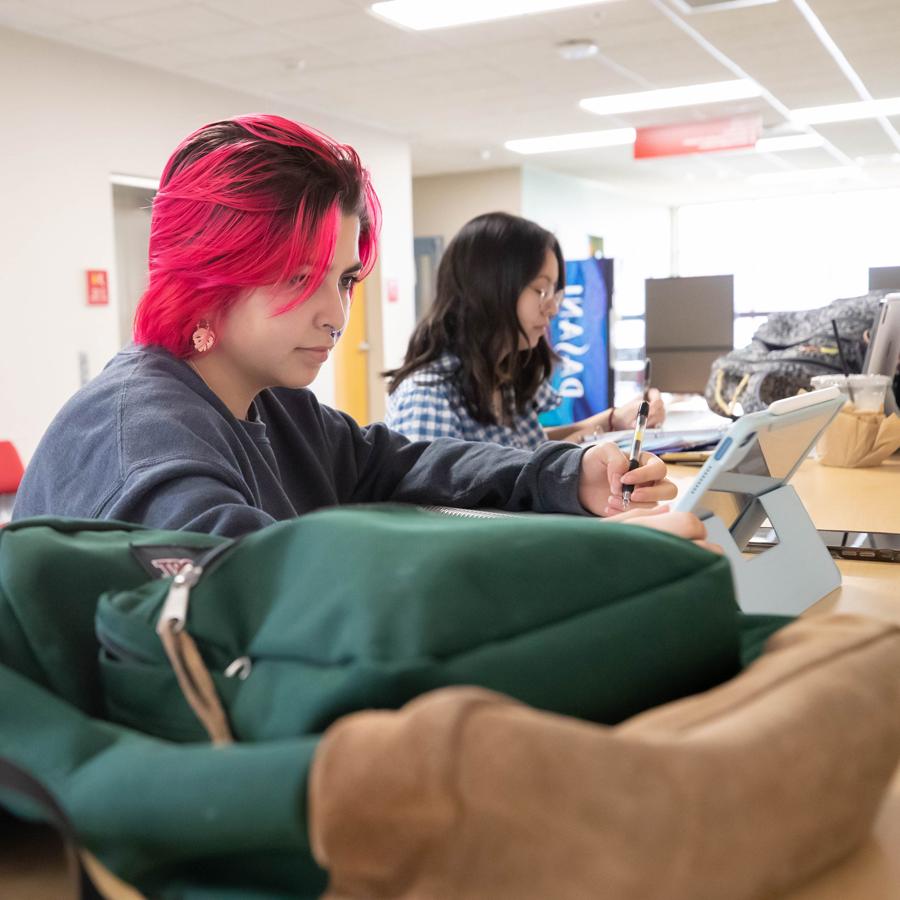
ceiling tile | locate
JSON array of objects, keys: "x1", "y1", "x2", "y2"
[
  {"x1": 0, "y1": 0, "x2": 80, "y2": 30},
  {"x1": 682, "y1": 0, "x2": 857, "y2": 108},
  {"x1": 805, "y1": 0, "x2": 900, "y2": 100},
  {"x1": 119, "y1": 41, "x2": 220, "y2": 70},
  {"x1": 31, "y1": 0, "x2": 174, "y2": 19},
  {"x1": 814, "y1": 119, "x2": 899, "y2": 158},
  {"x1": 761, "y1": 146, "x2": 846, "y2": 169},
  {"x1": 278, "y1": 11, "x2": 417, "y2": 43},
  {"x1": 763, "y1": 75, "x2": 858, "y2": 110},
  {"x1": 426, "y1": 16, "x2": 550, "y2": 50},
  {"x1": 171, "y1": 27, "x2": 302, "y2": 60},
  {"x1": 105, "y1": 4, "x2": 244, "y2": 41},
  {"x1": 199, "y1": 0, "x2": 353, "y2": 26},
  {"x1": 180, "y1": 47, "x2": 345, "y2": 90},
  {"x1": 49, "y1": 21, "x2": 152, "y2": 50},
  {"x1": 543, "y1": 1, "x2": 669, "y2": 36}
]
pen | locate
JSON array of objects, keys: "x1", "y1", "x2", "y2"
[
  {"x1": 622, "y1": 400, "x2": 650, "y2": 509},
  {"x1": 642, "y1": 357, "x2": 652, "y2": 403}
]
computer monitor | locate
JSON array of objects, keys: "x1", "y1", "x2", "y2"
[
  {"x1": 868, "y1": 266, "x2": 900, "y2": 292},
  {"x1": 645, "y1": 274, "x2": 734, "y2": 394},
  {"x1": 864, "y1": 293, "x2": 900, "y2": 411}
]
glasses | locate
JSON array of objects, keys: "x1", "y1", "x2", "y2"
[{"x1": 531, "y1": 284, "x2": 564, "y2": 315}]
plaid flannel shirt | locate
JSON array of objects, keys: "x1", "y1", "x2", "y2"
[{"x1": 385, "y1": 355, "x2": 560, "y2": 451}]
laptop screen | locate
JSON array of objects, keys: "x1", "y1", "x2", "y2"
[{"x1": 865, "y1": 295, "x2": 900, "y2": 376}]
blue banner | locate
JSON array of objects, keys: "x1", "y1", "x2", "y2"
[{"x1": 539, "y1": 258, "x2": 611, "y2": 426}]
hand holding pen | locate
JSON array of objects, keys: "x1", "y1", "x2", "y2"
[{"x1": 577, "y1": 436, "x2": 675, "y2": 516}]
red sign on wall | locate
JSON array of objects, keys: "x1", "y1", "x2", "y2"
[
  {"x1": 634, "y1": 114, "x2": 762, "y2": 159},
  {"x1": 86, "y1": 269, "x2": 109, "y2": 306}
]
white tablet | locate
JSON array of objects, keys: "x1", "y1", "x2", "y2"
[
  {"x1": 674, "y1": 386, "x2": 846, "y2": 614},
  {"x1": 675, "y1": 386, "x2": 844, "y2": 539}
]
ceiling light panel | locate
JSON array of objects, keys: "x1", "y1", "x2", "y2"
[
  {"x1": 755, "y1": 134, "x2": 825, "y2": 152},
  {"x1": 791, "y1": 97, "x2": 900, "y2": 125},
  {"x1": 580, "y1": 79, "x2": 762, "y2": 116},
  {"x1": 505, "y1": 128, "x2": 637, "y2": 154},
  {"x1": 369, "y1": 0, "x2": 618, "y2": 31},
  {"x1": 748, "y1": 166, "x2": 862, "y2": 185}
]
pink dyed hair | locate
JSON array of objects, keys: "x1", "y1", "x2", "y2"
[{"x1": 133, "y1": 114, "x2": 381, "y2": 356}]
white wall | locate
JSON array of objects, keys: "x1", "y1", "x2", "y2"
[
  {"x1": 521, "y1": 166, "x2": 672, "y2": 317},
  {"x1": 412, "y1": 168, "x2": 523, "y2": 244},
  {"x1": 0, "y1": 26, "x2": 414, "y2": 460},
  {"x1": 677, "y1": 187, "x2": 900, "y2": 315}
]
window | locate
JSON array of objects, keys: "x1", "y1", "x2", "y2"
[{"x1": 612, "y1": 186, "x2": 900, "y2": 403}]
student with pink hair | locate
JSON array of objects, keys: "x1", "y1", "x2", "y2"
[{"x1": 15, "y1": 114, "x2": 705, "y2": 545}]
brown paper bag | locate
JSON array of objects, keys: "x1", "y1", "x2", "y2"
[{"x1": 816, "y1": 407, "x2": 900, "y2": 467}]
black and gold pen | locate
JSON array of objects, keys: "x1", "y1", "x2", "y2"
[{"x1": 621, "y1": 399, "x2": 650, "y2": 508}]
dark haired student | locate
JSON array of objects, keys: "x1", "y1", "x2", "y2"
[
  {"x1": 15, "y1": 117, "x2": 704, "y2": 546},
  {"x1": 385, "y1": 212, "x2": 665, "y2": 450}
]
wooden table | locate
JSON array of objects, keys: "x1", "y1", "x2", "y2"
[{"x1": 669, "y1": 456, "x2": 900, "y2": 899}]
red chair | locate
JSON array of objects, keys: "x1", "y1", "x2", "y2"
[
  {"x1": 0, "y1": 441, "x2": 24, "y2": 494},
  {"x1": 0, "y1": 441, "x2": 24, "y2": 525}
]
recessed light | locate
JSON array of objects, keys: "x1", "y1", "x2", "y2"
[
  {"x1": 791, "y1": 97, "x2": 900, "y2": 125},
  {"x1": 580, "y1": 79, "x2": 762, "y2": 116},
  {"x1": 504, "y1": 128, "x2": 636, "y2": 154},
  {"x1": 755, "y1": 133, "x2": 825, "y2": 153},
  {"x1": 748, "y1": 166, "x2": 862, "y2": 185},
  {"x1": 369, "y1": 0, "x2": 617, "y2": 31},
  {"x1": 556, "y1": 39, "x2": 599, "y2": 61}
]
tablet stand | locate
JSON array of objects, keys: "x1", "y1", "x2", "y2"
[{"x1": 703, "y1": 484, "x2": 841, "y2": 616}]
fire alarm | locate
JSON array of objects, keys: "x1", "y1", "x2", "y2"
[{"x1": 86, "y1": 270, "x2": 109, "y2": 306}]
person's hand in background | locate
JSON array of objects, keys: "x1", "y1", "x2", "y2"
[{"x1": 610, "y1": 388, "x2": 665, "y2": 430}]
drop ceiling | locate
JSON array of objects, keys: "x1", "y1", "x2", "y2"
[{"x1": 2, "y1": 0, "x2": 900, "y2": 203}]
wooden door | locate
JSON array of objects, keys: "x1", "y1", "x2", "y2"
[{"x1": 334, "y1": 280, "x2": 369, "y2": 424}]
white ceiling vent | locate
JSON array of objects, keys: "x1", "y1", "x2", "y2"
[{"x1": 669, "y1": 0, "x2": 780, "y2": 13}]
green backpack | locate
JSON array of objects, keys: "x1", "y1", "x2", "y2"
[{"x1": 0, "y1": 509, "x2": 789, "y2": 899}]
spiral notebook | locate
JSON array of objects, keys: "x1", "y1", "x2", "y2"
[
  {"x1": 417, "y1": 506, "x2": 519, "y2": 519},
  {"x1": 582, "y1": 426, "x2": 726, "y2": 454}
]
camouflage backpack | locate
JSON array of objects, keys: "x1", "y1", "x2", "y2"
[{"x1": 705, "y1": 291, "x2": 885, "y2": 417}]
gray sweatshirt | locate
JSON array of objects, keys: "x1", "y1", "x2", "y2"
[{"x1": 14, "y1": 345, "x2": 589, "y2": 537}]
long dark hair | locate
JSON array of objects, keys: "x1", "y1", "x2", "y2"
[{"x1": 385, "y1": 212, "x2": 564, "y2": 425}]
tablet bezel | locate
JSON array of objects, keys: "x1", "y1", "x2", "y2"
[{"x1": 674, "y1": 386, "x2": 845, "y2": 547}]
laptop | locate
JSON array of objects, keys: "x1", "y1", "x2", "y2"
[{"x1": 863, "y1": 292, "x2": 900, "y2": 413}]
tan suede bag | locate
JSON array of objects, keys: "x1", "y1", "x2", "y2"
[{"x1": 310, "y1": 614, "x2": 900, "y2": 900}]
